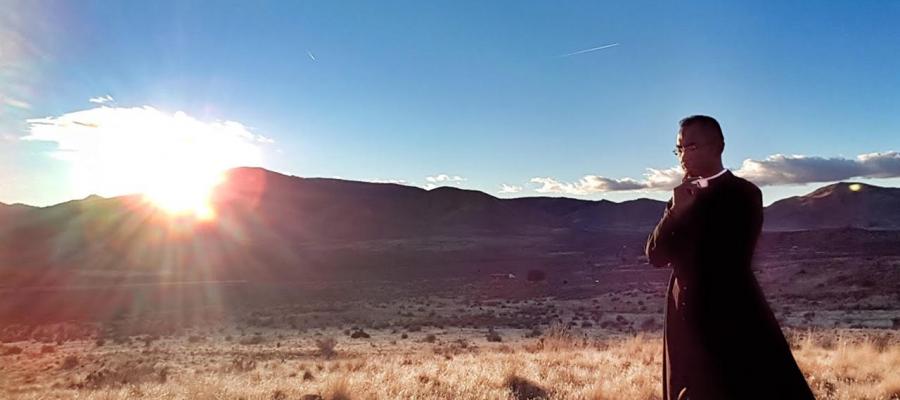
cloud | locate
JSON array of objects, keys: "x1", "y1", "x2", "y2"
[
  {"x1": 1, "y1": 9, "x2": 46, "y2": 115},
  {"x1": 498, "y1": 184, "x2": 522, "y2": 194},
  {"x1": 530, "y1": 175, "x2": 648, "y2": 195},
  {"x1": 2, "y1": 96, "x2": 31, "y2": 109},
  {"x1": 734, "y1": 152, "x2": 900, "y2": 186},
  {"x1": 423, "y1": 174, "x2": 467, "y2": 190},
  {"x1": 369, "y1": 178, "x2": 410, "y2": 185},
  {"x1": 88, "y1": 95, "x2": 114, "y2": 104},
  {"x1": 643, "y1": 166, "x2": 683, "y2": 189},
  {"x1": 22, "y1": 105, "x2": 273, "y2": 199},
  {"x1": 526, "y1": 151, "x2": 900, "y2": 195},
  {"x1": 426, "y1": 174, "x2": 466, "y2": 184},
  {"x1": 529, "y1": 167, "x2": 682, "y2": 195}
]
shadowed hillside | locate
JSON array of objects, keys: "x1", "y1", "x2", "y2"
[
  {"x1": 764, "y1": 182, "x2": 900, "y2": 231},
  {"x1": 1, "y1": 167, "x2": 898, "y2": 324}
]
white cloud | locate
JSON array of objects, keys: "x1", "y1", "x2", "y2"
[
  {"x1": 423, "y1": 174, "x2": 467, "y2": 190},
  {"x1": 498, "y1": 183, "x2": 522, "y2": 194},
  {"x1": 530, "y1": 168, "x2": 680, "y2": 195},
  {"x1": 88, "y1": 95, "x2": 114, "y2": 104},
  {"x1": 643, "y1": 166, "x2": 683, "y2": 190},
  {"x1": 425, "y1": 174, "x2": 467, "y2": 184},
  {"x1": 2, "y1": 96, "x2": 31, "y2": 109},
  {"x1": 369, "y1": 178, "x2": 410, "y2": 185},
  {"x1": 22, "y1": 105, "x2": 273, "y2": 200},
  {"x1": 734, "y1": 151, "x2": 900, "y2": 186},
  {"x1": 527, "y1": 150, "x2": 900, "y2": 195}
]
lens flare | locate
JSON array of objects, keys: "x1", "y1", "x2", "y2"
[{"x1": 24, "y1": 106, "x2": 269, "y2": 220}]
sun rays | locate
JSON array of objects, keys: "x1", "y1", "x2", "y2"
[{"x1": 24, "y1": 104, "x2": 271, "y2": 220}]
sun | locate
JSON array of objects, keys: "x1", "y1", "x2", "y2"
[
  {"x1": 26, "y1": 105, "x2": 267, "y2": 220},
  {"x1": 143, "y1": 169, "x2": 224, "y2": 220}
]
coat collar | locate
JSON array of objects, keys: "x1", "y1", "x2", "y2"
[{"x1": 691, "y1": 168, "x2": 730, "y2": 188}]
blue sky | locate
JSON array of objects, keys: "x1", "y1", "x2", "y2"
[{"x1": 2, "y1": 0, "x2": 900, "y2": 207}]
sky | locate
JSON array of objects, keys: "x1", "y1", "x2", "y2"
[{"x1": 2, "y1": 0, "x2": 900, "y2": 207}]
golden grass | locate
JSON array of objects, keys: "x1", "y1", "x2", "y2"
[{"x1": 1, "y1": 329, "x2": 898, "y2": 399}]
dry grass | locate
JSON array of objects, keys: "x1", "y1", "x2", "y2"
[{"x1": 1, "y1": 328, "x2": 898, "y2": 400}]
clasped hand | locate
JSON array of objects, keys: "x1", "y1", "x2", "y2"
[{"x1": 670, "y1": 175, "x2": 699, "y2": 216}]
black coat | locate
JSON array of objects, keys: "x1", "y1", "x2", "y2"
[{"x1": 645, "y1": 170, "x2": 815, "y2": 400}]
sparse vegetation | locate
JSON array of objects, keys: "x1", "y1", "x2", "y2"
[
  {"x1": 315, "y1": 337, "x2": 338, "y2": 358},
  {"x1": 0, "y1": 327, "x2": 895, "y2": 399},
  {"x1": 0, "y1": 250, "x2": 897, "y2": 400}
]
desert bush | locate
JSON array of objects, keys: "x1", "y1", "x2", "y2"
[
  {"x1": 323, "y1": 375, "x2": 352, "y2": 400},
  {"x1": 504, "y1": 374, "x2": 549, "y2": 400},
  {"x1": 537, "y1": 322, "x2": 590, "y2": 351},
  {"x1": 228, "y1": 356, "x2": 257, "y2": 372},
  {"x1": 350, "y1": 329, "x2": 370, "y2": 339},
  {"x1": 639, "y1": 317, "x2": 660, "y2": 331},
  {"x1": 239, "y1": 334, "x2": 265, "y2": 345},
  {"x1": 486, "y1": 328, "x2": 502, "y2": 343},
  {"x1": 1, "y1": 345, "x2": 22, "y2": 356},
  {"x1": 78, "y1": 362, "x2": 167, "y2": 389},
  {"x1": 187, "y1": 335, "x2": 205, "y2": 343},
  {"x1": 60, "y1": 355, "x2": 78, "y2": 370},
  {"x1": 302, "y1": 370, "x2": 315, "y2": 381},
  {"x1": 316, "y1": 337, "x2": 338, "y2": 358}
]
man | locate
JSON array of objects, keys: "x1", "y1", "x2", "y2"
[{"x1": 645, "y1": 115, "x2": 815, "y2": 400}]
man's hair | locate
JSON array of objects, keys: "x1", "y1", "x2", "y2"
[{"x1": 679, "y1": 115, "x2": 724, "y2": 146}]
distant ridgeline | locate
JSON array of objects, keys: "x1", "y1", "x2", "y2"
[{"x1": 1, "y1": 168, "x2": 899, "y2": 285}]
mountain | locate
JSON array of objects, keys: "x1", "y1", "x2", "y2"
[
  {"x1": 0, "y1": 202, "x2": 35, "y2": 220},
  {"x1": 3, "y1": 168, "x2": 900, "y2": 290},
  {"x1": 764, "y1": 182, "x2": 900, "y2": 231},
  {"x1": 0, "y1": 167, "x2": 646, "y2": 287}
]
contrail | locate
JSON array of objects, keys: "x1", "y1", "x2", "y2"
[
  {"x1": 559, "y1": 42, "x2": 620, "y2": 58},
  {"x1": 307, "y1": 50, "x2": 317, "y2": 61}
]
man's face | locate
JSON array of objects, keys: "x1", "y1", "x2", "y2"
[{"x1": 676, "y1": 125, "x2": 722, "y2": 177}]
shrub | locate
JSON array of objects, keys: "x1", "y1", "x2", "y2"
[
  {"x1": 350, "y1": 330, "x2": 370, "y2": 339},
  {"x1": 315, "y1": 337, "x2": 338, "y2": 358},
  {"x1": 1, "y1": 345, "x2": 22, "y2": 356},
  {"x1": 239, "y1": 334, "x2": 265, "y2": 345},
  {"x1": 504, "y1": 374, "x2": 549, "y2": 400},
  {"x1": 61, "y1": 355, "x2": 78, "y2": 370},
  {"x1": 229, "y1": 356, "x2": 257, "y2": 372},
  {"x1": 187, "y1": 335, "x2": 205, "y2": 343}
]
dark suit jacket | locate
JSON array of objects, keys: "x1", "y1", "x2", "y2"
[{"x1": 645, "y1": 170, "x2": 815, "y2": 400}]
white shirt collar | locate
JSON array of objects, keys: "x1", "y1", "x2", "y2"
[{"x1": 692, "y1": 168, "x2": 729, "y2": 188}]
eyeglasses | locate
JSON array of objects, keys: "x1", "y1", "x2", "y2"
[{"x1": 672, "y1": 143, "x2": 705, "y2": 156}]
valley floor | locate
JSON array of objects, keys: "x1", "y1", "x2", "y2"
[{"x1": 2, "y1": 326, "x2": 899, "y2": 400}]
